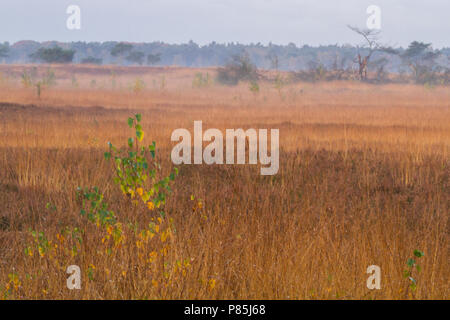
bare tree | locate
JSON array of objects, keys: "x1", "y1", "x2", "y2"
[
  {"x1": 348, "y1": 26, "x2": 399, "y2": 81},
  {"x1": 348, "y1": 26, "x2": 382, "y2": 80}
]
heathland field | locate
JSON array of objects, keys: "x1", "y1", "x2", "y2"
[{"x1": 0, "y1": 64, "x2": 448, "y2": 299}]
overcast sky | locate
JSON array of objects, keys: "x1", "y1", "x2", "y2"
[{"x1": 0, "y1": 0, "x2": 448, "y2": 47}]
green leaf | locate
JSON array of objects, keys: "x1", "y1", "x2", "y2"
[
  {"x1": 413, "y1": 250, "x2": 424, "y2": 258},
  {"x1": 135, "y1": 114, "x2": 142, "y2": 122},
  {"x1": 128, "y1": 117, "x2": 134, "y2": 128},
  {"x1": 128, "y1": 138, "x2": 134, "y2": 148},
  {"x1": 407, "y1": 258, "x2": 415, "y2": 267},
  {"x1": 136, "y1": 130, "x2": 143, "y2": 142},
  {"x1": 416, "y1": 265, "x2": 421, "y2": 273},
  {"x1": 104, "y1": 152, "x2": 111, "y2": 160}
]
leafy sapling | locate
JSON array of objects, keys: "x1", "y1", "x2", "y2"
[
  {"x1": 104, "y1": 114, "x2": 178, "y2": 218},
  {"x1": 403, "y1": 249, "x2": 424, "y2": 296}
]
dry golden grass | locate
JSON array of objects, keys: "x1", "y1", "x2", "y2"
[{"x1": 0, "y1": 64, "x2": 448, "y2": 299}]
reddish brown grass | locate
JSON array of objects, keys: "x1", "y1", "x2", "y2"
[{"x1": 0, "y1": 64, "x2": 448, "y2": 299}]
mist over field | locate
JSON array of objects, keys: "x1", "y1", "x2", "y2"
[{"x1": 0, "y1": 1, "x2": 448, "y2": 302}]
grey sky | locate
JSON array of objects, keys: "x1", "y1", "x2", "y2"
[{"x1": 0, "y1": 0, "x2": 448, "y2": 47}]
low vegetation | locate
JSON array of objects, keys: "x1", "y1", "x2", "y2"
[{"x1": 0, "y1": 65, "x2": 448, "y2": 299}]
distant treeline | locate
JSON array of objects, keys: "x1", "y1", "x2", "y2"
[{"x1": 1, "y1": 40, "x2": 449, "y2": 73}]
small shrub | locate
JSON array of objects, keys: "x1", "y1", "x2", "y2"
[
  {"x1": 216, "y1": 54, "x2": 258, "y2": 86},
  {"x1": 104, "y1": 114, "x2": 178, "y2": 217},
  {"x1": 2, "y1": 114, "x2": 185, "y2": 299},
  {"x1": 403, "y1": 249, "x2": 425, "y2": 297}
]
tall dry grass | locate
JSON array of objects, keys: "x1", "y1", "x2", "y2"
[{"x1": 0, "y1": 65, "x2": 448, "y2": 299}]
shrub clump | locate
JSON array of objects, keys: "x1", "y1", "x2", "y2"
[{"x1": 216, "y1": 54, "x2": 259, "y2": 85}]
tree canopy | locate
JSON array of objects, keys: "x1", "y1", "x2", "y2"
[
  {"x1": 126, "y1": 51, "x2": 145, "y2": 65},
  {"x1": 110, "y1": 43, "x2": 133, "y2": 57},
  {"x1": 0, "y1": 43, "x2": 9, "y2": 58},
  {"x1": 29, "y1": 47, "x2": 75, "y2": 63}
]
